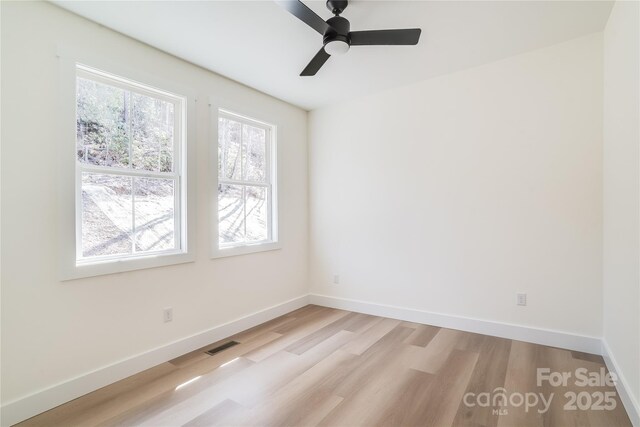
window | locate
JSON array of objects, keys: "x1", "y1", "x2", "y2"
[
  {"x1": 75, "y1": 65, "x2": 186, "y2": 265},
  {"x1": 216, "y1": 110, "x2": 277, "y2": 253}
]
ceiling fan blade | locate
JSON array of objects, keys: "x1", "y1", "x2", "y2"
[
  {"x1": 276, "y1": 0, "x2": 332, "y2": 36},
  {"x1": 350, "y1": 28, "x2": 422, "y2": 46},
  {"x1": 300, "y1": 47, "x2": 331, "y2": 76}
]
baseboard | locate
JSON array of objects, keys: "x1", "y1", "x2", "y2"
[
  {"x1": 309, "y1": 294, "x2": 602, "y2": 354},
  {"x1": 601, "y1": 339, "x2": 640, "y2": 427},
  {"x1": 0, "y1": 294, "x2": 309, "y2": 427}
]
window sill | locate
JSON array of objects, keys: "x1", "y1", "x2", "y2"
[
  {"x1": 61, "y1": 251, "x2": 195, "y2": 281},
  {"x1": 211, "y1": 242, "x2": 281, "y2": 259}
]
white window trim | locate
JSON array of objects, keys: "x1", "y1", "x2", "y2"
[
  {"x1": 210, "y1": 100, "x2": 280, "y2": 259},
  {"x1": 75, "y1": 65, "x2": 185, "y2": 265},
  {"x1": 57, "y1": 46, "x2": 197, "y2": 281}
]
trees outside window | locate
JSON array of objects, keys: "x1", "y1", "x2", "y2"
[
  {"x1": 76, "y1": 66, "x2": 185, "y2": 264},
  {"x1": 217, "y1": 111, "x2": 276, "y2": 249}
]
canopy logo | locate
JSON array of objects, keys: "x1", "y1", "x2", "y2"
[
  {"x1": 463, "y1": 368, "x2": 619, "y2": 416},
  {"x1": 463, "y1": 388, "x2": 553, "y2": 415}
]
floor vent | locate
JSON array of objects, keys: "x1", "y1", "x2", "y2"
[{"x1": 205, "y1": 341, "x2": 240, "y2": 356}]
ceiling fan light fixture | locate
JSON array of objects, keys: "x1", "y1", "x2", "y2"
[
  {"x1": 277, "y1": 0, "x2": 421, "y2": 76},
  {"x1": 324, "y1": 39, "x2": 350, "y2": 56}
]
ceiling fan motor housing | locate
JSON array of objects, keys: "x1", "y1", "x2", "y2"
[
  {"x1": 326, "y1": 0, "x2": 348, "y2": 15},
  {"x1": 324, "y1": 15, "x2": 350, "y2": 46}
]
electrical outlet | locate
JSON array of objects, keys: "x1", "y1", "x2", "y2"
[
  {"x1": 163, "y1": 307, "x2": 173, "y2": 323},
  {"x1": 333, "y1": 274, "x2": 340, "y2": 284},
  {"x1": 517, "y1": 293, "x2": 527, "y2": 306}
]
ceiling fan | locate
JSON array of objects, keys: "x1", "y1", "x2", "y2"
[{"x1": 276, "y1": 0, "x2": 422, "y2": 76}]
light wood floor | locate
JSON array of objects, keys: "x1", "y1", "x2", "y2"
[{"x1": 18, "y1": 305, "x2": 632, "y2": 427}]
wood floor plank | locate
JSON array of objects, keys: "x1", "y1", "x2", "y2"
[
  {"x1": 496, "y1": 341, "x2": 543, "y2": 427},
  {"x1": 271, "y1": 306, "x2": 338, "y2": 334},
  {"x1": 410, "y1": 328, "x2": 465, "y2": 374},
  {"x1": 539, "y1": 345, "x2": 581, "y2": 427},
  {"x1": 229, "y1": 315, "x2": 296, "y2": 344},
  {"x1": 452, "y1": 335, "x2": 512, "y2": 427},
  {"x1": 182, "y1": 399, "x2": 245, "y2": 427},
  {"x1": 17, "y1": 305, "x2": 633, "y2": 427},
  {"x1": 317, "y1": 344, "x2": 425, "y2": 426},
  {"x1": 419, "y1": 349, "x2": 480, "y2": 426},
  {"x1": 331, "y1": 325, "x2": 417, "y2": 399},
  {"x1": 454, "y1": 330, "x2": 489, "y2": 352},
  {"x1": 228, "y1": 330, "x2": 355, "y2": 408},
  {"x1": 98, "y1": 358, "x2": 254, "y2": 427},
  {"x1": 341, "y1": 312, "x2": 380, "y2": 333},
  {"x1": 374, "y1": 368, "x2": 437, "y2": 426},
  {"x1": 136, "y1": 351, "x2": 298, "y2": 426},
  {"x1": 192, "y1": 350, "x2": 355, "y2": 427},
  {"x1": 283, "y1": 304, "x2": 326, "y2": 319},
  {"x1": 284, "y1": 311, "x2": 367, "y2": 355},
  {"x1": 279, "y1": 392, "x2": 344, "y2": 427},
  {"x1": 248, "y1": 351, "x2": 352, "y2": 426},
  {"x1": 140, "y1": 329, "x2": 355, "y2": 426},
  {"x1": 403, "y1": 322, "x2": 441, "y2": 347},
  {"x1": 340, "y1": 317, "x2": 400, "y2": 355},
  {"x1": 244, "y1": 309, "x2": 351, "y2": 362}
]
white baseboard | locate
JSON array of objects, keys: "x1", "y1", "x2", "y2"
[
  {"x1": 0, "y1": 294, "x2": 309, "y2": 427},
  {"x1": 602, "y1": 339, "x2": 640, "y2": 427},
  {"x1": 309, "y1": 294, "x2": 602, "y2": 354}
]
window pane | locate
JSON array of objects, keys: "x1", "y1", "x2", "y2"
[
  {"x1": 218, "y1": 117, "x2": 242, "y2": 180},
  {"x1": 243, "y1": 124, "x2": 267, "y2": 182},
  {"x1": 132, "y1": 93, "x2": 175, "y2": 172},
  {"x1": 218, "y1": 184, "x2": 244, "y2": 244},
  {"x1": 76, "y1": 78, "x2": 130, "y2": 168},
  {"x1": 81, "y1": 173, "x2": 132, "y2": 257},
  {"x1": 134, "y1": 178, "x2": 175, "y2": 252},
  {"x1": 246, "y1": 186, "x2": 268, "y2": 242}
]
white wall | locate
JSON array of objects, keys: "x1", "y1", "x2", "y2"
[
  {"x1": 309, "y1": 33, "x2": 604, "y2": 337},
  {"x1": 1, "y1": 0, "x2": 307, "y2": 408},
  {"x1": 603, "y1": 0, "x2": 640, "y2": 417}
]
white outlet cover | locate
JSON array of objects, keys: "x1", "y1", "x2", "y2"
[{"x1": 517, "y1": 293, "x2": 527, "y2": 306}]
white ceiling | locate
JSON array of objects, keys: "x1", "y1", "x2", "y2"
[{"x1": 53, "y1": 0, "x2": 613, "y2": 110}]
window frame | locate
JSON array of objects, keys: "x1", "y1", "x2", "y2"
[
  {"x1": 75, "y1": 65, "x2": 185, "y2": 265},
  {"x1": 57, "y1": 46, "x2": 196, "y2": 281},
  {"x1": 211, "y1": 106, "x2": 280, "y2": 258}
]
